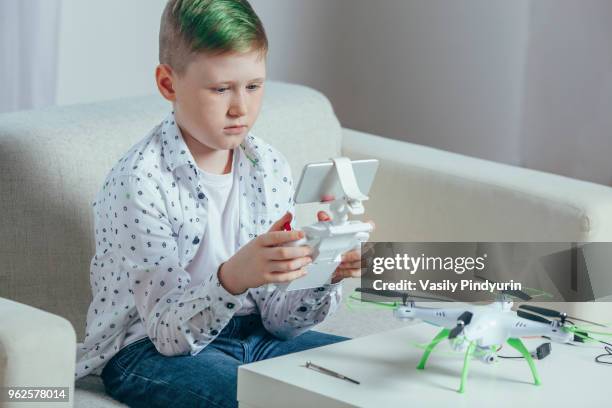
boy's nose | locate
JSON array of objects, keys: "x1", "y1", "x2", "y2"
[{"x1": 228, "y1": 93, "x2": 247, "y2": 117}]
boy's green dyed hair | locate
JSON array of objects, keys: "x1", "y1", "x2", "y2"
[{"x1": 159, "y1": 0, "x2": 268, "y2": 75}]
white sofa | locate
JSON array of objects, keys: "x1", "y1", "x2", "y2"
[{"x1": 1, "y1": 81, "x2": 611, "y2": 408}]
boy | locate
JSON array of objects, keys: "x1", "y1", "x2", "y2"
[{"x1": 75, "y1": 1, "x2": 371, "y2": 407}]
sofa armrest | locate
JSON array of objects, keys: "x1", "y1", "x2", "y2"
[
  {"x1": 0, "y1": 297, "x2": 75, "y2": 408},
  {"x1": 341, "y1": 127, "x2": 612, "y2": 242}
]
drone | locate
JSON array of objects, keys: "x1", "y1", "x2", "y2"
[{"x1": 352, "y1": 280, "x2": 607, "y2": 393}]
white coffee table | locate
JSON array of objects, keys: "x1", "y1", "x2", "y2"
[{"x1": 238, "y1": 322, "x2": 611, "y2": 407}]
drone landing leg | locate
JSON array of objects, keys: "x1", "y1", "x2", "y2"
[
  {"x1": 506, "y1": 338, "x2": 541, "y2": 386},
  {"x1": 417, "y1": 328, "x2": 450, "y2": 370},
  {"x1": 458, "y1": 341, "x2": 475, "y2": 394}
]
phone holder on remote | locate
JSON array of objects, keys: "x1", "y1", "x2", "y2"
[{"x1": 273, "y1": 157, "x2": 375, "y2": 291}]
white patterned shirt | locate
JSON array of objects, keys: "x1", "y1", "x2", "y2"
[{"x1": 75, "y1": 111, "x2": 342, "y2": 379}]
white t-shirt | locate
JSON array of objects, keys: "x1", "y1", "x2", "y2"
[
  {"x1": 186, "y1": 150, "x2": 240, "y2": 293},
  {"x1": 188, "y1": 149, "x2": 257, "y2": 317},
  {"x1": 123, "y1": 149, "x2": 255, "y2": 347}
]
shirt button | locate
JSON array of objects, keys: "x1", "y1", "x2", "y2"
[
  {"x1": 211, "y1": 329, "x2": 219, "y2": 336},
  {"x1": 198, "y1": 193, "x2": 205, "y2": 199},
  {"x1": 226, "y1": 302, "x2": 235, "y2": 309}
]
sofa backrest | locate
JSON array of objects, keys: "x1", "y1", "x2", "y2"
[{"x1": 0, "y1": 81, "x2": 342, "y2": 340}]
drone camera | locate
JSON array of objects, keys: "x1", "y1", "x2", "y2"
[{"x1": 475, "y1": 350, "x2": 498, "y2": 364}]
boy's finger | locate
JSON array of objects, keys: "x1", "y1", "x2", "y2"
[
  {"x1": 268, "y1": 268, "x2": 308, "y2": 283},
  {"x1": 317, "y1": 211, "x2": 331, "y2": 222},
  {"x1": 320, "y1": 194, "x2": 335, "y2": 203},
  {"x1": 270, "y1": 256, "x2": 312, "y2": 273},
  {"x1": 268, "y1": 211, "x2": 293, "y2": 232},
  {"x1": 266, "y1": 245, "x2": 313, "y2": 260},
  {"x1": 341, "y1": 250, "x2": 361, "y2": 262},
  {"x1": 260, "y1": 229, "x2": 304, "y2": 246},
  {"x1": 339, "y1": 260, "x2": 362, "y2": 269},
  {"x1": 336, "y1": 268, "x2": 362, "y2": 279}
]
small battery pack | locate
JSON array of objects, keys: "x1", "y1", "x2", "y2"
[{"x1": 535, "y1": 342, "x2": 551, "y2": 360}]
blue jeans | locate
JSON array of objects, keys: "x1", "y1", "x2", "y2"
[{"x1": 101, "y1": 314, "x2": 349, "y2": 408}]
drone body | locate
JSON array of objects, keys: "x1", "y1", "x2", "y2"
[
  {"x1": 393, "y1": 299, "x2": 573, "y2": 349},
  {"x1": 355, "y1": 288, "x2": 580, "y2": 393}
]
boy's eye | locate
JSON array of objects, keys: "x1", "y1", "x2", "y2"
[{"x1": 214, "y1": 84, "x2": 262, "y2": 93}]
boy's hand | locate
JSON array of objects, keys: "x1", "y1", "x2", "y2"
[
  {"x1": 316, "y1": 209, "x2": 375, "y2": 284},
  {"x1": 218, "y1": 212, "x2": 313, "y2": 295}
]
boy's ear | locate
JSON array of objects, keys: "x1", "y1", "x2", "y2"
[{"x1": 155, "y1": 64, "x2": 176, "y2": 102}]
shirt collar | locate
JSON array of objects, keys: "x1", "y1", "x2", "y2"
[{"x1": 160, "y1": 111, "x2": 266, "y2": 174}]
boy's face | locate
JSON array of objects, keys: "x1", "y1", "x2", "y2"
[{"x1": 156, "y1": 49, "x2": 266, "y2": 152}]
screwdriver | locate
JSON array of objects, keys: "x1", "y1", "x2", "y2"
[{"x1": 304, "y1": 361, "x2": 360, "y2": 385}]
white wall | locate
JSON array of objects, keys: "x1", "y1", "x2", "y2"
[
  {"x1": 331, "y1": 0, "x2": 530, "y2": 165},
  {"x1": 56, "y1": 0, "x2": 167, "y2": 105},
  {"x1": 247, "y1": 0, "x2": 343, "y2": 101},
  {"x1": 520, "y1": 0, "x2": 612, "y2": 186}
]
